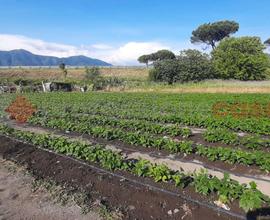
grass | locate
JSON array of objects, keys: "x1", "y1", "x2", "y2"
[
  {"x1": 0, "y1": 67, "x2": 149, "y2": 81},
  {"x1": 116, "y1": 79, "x2": 270, "y2": 93},
  {"x1": 1, "y1": 67, "x2": 270, "y2": 93}
]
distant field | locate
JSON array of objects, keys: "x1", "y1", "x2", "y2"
[
  {"x1": 0, "y1": 67, "x2": 270, "y2": 93},
  {"x1": 0, "y1": 67, "x2": 149, "y2": 81}
]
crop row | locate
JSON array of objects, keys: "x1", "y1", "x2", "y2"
[
  {"x1": 29, "y1": 113, "x2": 192, "y2": 138},
  {"x1": 25, "y1": 92, "x2": 270, "y2": 135},
  {"x1": 34, "y1": 105, "x2": 270, "y2": 135},
  {"x1": 28, "y1": 116, "x2": 270, "y2": 172},
  {"x1": 203, "y1": 128, "x2": 270, "y2": 150},
  {"x1": 31, "y1": 111, "x2": 269, "y2": 150},
  {"x1": 0, "y1": 123, "x2": 269, "y2": 212}
]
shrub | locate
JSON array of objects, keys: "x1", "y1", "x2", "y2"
[
  {"x1": 148, "y1": 68, "x2": 158, "y2": 81},
  {"x1": 92, "y1": 77, "x2": 124, "y2": 91},
  {"x1": 85, "y1": 67, "x2": 100, "y2": 81},
  {"x1": 176, "y1": 49, "x2": 215, "y2": 82},
  {"x1": 150, "y1": 59, "x2": 180, "y2": 84},
  {"x1": 212, "y1": 37, "x2": 270, "y2": 80},
  {"x1": 59, "y1": 63, "x2": 68, "y2": 78},
  {"x1": 149, "y1": 49, "x2": 214, "y2": 84}
]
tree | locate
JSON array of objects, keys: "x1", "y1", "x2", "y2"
[
  {"x1": 212, "y1": 37, "x2": 270, "y2": 80},
  {"x1": 138, "y1": 55, "x2": 150, "y2": 67},
  {"x1": 149, "y1": 49, "x2": 214, "y2": 84},
  {"x1": 59, "y1": 62, "x2": 67, "y2": 78},
  {"x1": 176, "y1": 49, "x2": 215, "y2": 81},
  {"x1": 191, "y1": 20, "x2": 239, "y2": 49},
  {"x1": 264, "y1": 38, "x2": 270, "y2": 46},
  {"x1": 138, "y1": 50, "x2": 175, "y2": 67},
  {"x1": 152, "y1": 50, "x2": 176, "y2": 61}
]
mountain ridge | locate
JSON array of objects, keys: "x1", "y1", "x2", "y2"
[{"x1": 0, "y1": 49, "x2": 112, "y2": 66}]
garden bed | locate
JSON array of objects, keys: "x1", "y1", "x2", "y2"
[{"x1": 0, "y1": 135, "x2": 247, "y2": 220}]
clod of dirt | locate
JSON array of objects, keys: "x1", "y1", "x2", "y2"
[
  {"x1": 128, "y1": 205, "x2": 135, "y2": 210},
  {"x1": 214, "y1": 200, "x2": 230, "y2": 211},
  {"x1": 167, "y1": 210, "x2": 173, "y2": 215},
  {"x1": 181, "y1": 203, "x2": 192, "y2": 219},
  {"x1": 174, "y1": 208, "x2": 180, "y2": 214}
]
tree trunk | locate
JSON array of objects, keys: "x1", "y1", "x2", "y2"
[{"x1": 211, "y1": 41, "x2": 216, "y2": 50}]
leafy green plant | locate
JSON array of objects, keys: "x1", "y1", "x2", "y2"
[
  {"x1": 239, "y1": 182, "x2": 268, "y2": 212},
  {"x1": 148, "y1": 164, "x2": 172, "y2": 182},
  {"x1": 241, "y1": 135, "x2": 269, "y2": 150},
  {"x1": 193, "y1": 170, "x2": 217, "y2": 195},
  {"x1": 132, "y1": 159, "x2": 150, "y2": 177},
  {"x1": 203, "y1": 128, "x2": 238, "y2": 144},
  {"x1": 178, "y1": 141, "x2": 193, "y2": 154},
  {"x1": 180, "y1": 127, "x2": 192, "y2": 138},
  {"x1": 172, "y1": 172, "x2": 185, "y2": 188},
  {"x1": 216, "y1": 173, "x2": 243, "y2": 202}
]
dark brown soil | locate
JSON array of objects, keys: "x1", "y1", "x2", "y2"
[{"x1": 0, "y1": 135, "x2": 248, "y2": 220}]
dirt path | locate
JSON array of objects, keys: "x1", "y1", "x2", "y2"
[{"x1": 0, "y1": 158, "x2": 102, "y2": 220}]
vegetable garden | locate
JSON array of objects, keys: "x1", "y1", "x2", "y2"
[{"x1": 0, "y1": 92, "x2": 270, "y2": 219}]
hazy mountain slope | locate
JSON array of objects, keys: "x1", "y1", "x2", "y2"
[{"x1": 0, "y1": 49, "x2": 112, "y2": 66}]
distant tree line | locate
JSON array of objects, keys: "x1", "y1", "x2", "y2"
[{"x1": 138, "y1": 20, "x2": 270, "y2": 83}]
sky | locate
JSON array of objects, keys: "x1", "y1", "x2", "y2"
[{"x1": 0, "y1": 0, "x2": 269, "y2": 65}]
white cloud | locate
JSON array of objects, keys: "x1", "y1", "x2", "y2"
[
  {"x1": 101, "y1": 42, "x2": 170, "y2": 65},
  {"x1": 0, "y1": 33, "x2": 204, "y2": 65},
  {"x1": 91, "y1": 44, "x2": 113, "y2": 50},
  {"x1": 0, "y1": 34, "x2": 85, "y2": 58}
]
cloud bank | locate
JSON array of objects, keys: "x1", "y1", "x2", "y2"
[
  {"x1": 0, "y1": 34, "x2": 170, "y2": 65},
  {"x1": 0, "y1": 34, "x2": 200, "y2": 65}
]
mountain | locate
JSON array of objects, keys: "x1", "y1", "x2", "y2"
[{"x1": 0, "y1": 49, "x2": 112, "y2": 66}]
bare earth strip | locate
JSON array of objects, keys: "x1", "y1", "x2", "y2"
[{"x1": 0, "y1": 158, "x2": 101, "y2": 220}]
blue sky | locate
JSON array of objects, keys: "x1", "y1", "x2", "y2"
[{"x1": 0, "y1": 0, "x2": 269, "y2": 65}]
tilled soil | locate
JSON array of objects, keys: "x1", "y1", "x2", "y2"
[
  {"x1": 0, "y1": 158, "x2": 102, "y2": 220},
  {"x1": 0, "y1": 135, "x2": 248, "y2": 220}
]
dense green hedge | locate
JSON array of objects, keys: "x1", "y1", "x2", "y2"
[
  {"x1": 149, "y1": 38, "x2": 270, "y2": 83},
  {"x1": 149, "y1": 49, "x2": 214, "y2": 84},
  {"x1": 212, "y1": 37, "x2": 270, "y2": 80}
]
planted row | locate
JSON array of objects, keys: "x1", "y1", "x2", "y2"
[
  {"x1": 29, "y1": 112, "x2": 192, "y2": 138},
  {"x1": 203, "y1": 128, "x2": 270, "y2": 150},
  {"x1": 31, "y1": 110, "x2": 269, "y2": 151},
  {"x1": 0, "y1": 123, "x2": 269, "y2": 212},
  {"x1": 29, "y1": 117, "x2": 194, "y2": 154},
  {"x1": 25, "y1": 92, "x2": 270, "y2": 135},
  {"x1": 36, "y1": 105, "x2": 270, "y2": 135},
  {"x1": 29, "y1": 116, "x2": 270, "y2": 172}
]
